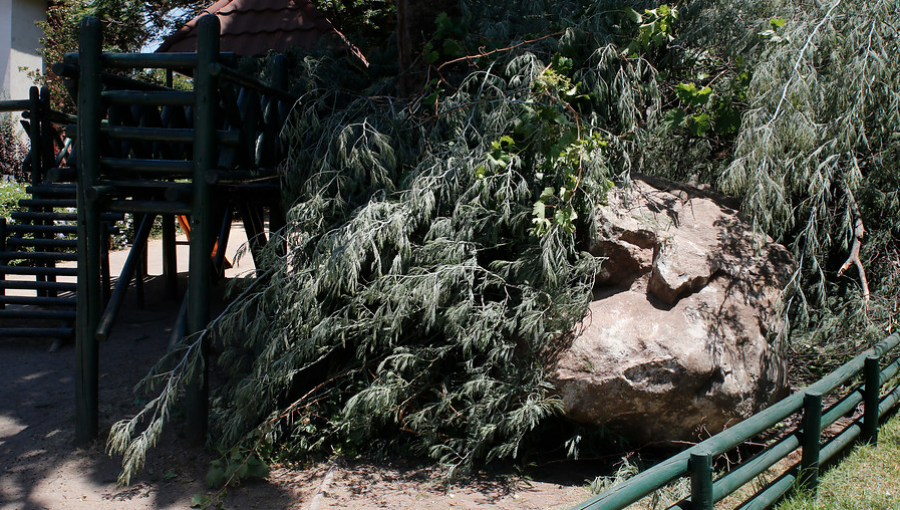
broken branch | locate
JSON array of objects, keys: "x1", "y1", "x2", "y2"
[{"x1": 838, "y1": 188, "x2": 870, "y2": 306}]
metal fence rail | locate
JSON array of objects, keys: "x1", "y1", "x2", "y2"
[{"x1": 570, "y1": 332, "x2": 900, "y2": 510}]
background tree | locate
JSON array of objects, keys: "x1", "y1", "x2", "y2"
[{"x1": 35, "y1": 0, "x2": 204, "y2": 112}]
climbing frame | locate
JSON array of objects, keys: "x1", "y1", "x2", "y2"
[{"x1": 68, "y1": 15, "x2": 295, "y2": 444}]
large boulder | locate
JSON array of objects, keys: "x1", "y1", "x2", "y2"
[{"x1": 551, "y1": 175, "x2": 793, "y2": 444}]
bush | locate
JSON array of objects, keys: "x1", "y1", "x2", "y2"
[{"x1": 0, "y1": 113, "x2": 29, "y2": 184}]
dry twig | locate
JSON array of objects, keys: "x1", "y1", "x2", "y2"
[{"x1": 838, "y1": 188, "x2": 869, "y2": 306}]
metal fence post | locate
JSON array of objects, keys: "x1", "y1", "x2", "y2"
[
  {"x1": 185, "y1": 13, "x2": 220, "y2": 446},
  {"x1": 863, "y1": 355, "x2": 880, "y2": 444},
  {"x1": 690, "y1": 449, "x2": 714, "y2": 510},
  {"x1": 75, "y1": 16, "x2": 104, "y2": 444},
  {"x1": 799, "y1": 391, "x2": 822, "y2": 495}
]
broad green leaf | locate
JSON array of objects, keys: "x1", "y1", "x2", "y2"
[
  {"x1": 442, "y1": 39, "x2": 464, "y2": 58},
  {"x1": 205, "y1": 466, "x2": 226, "y2": 488},
  {"x1": 663, "y1": 108, "x2": 686, "y2": 128},
  {"x1": 689, "y1": 113, "x2": 711, "y2": 136},
  {"x1": 675, "y1": 82, "x2": 697, "y2": 102},
  {"x1": 693, "y1": 86, "x2": 713, "y2": 105},
  {"x1": 191, "y1": 493, "x2": 211, "y2": 509},
  {"x1": 247, "y1": 457, "x2": 270, "y2": 479},
  {"x1": 625, "y1": 7, "x2": 642, "y2": 24}
]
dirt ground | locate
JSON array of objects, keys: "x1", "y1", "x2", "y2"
[{"x1": 0, "y1": 226, "x2": 594, "y2": 510}]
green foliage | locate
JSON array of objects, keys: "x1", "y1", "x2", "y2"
[
  {"x1": 775, "y1": 412, "x2": 900, "y2": 510},
  {"x1": 108, "y1": 0, "x2": 900, "y2": 486},
  {"x1": 205, "y1": 445, "x2": 269, "y2": 488},
  {"x1": 34, "y1": 0, "x2": 203, "y2": 112},
  {"x1": 663, "y1": 78, "x2": 746, "y2": 137},
  {"x1": 623, "y1": 5, "x2": 678, "y2": 57},
  {"x1": 588, "y1": 455, "x2": 690, "y2": 508},
  {"x1": 758, "y1": 18, "x2": 788, "y2": 43},
  {"x1": 190, "y1": 490, "x2": 226, "y2": 509},
  {"x1": 715, "y1": 0, "x2": 900, "y2": 356},
  {"x1": 315, "y1": 0, "x2": 396, "y2": 51},
  {"x1": 423, "y1": 12, "x2": 468, "y2": 64},
  {"x1": 0, "y1": 179, "x2": 27, "y2": 220},
  {"x1": 109, "y1": 0, "x2": 667, "y2": 484}
]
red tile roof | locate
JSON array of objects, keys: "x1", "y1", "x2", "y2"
[{"x1": 156, "y1": 0, "x2": 365, "y2": 63}]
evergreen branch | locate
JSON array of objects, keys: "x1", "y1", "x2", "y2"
[
  {"x1": 769, "y1": 0, "x2": 843, "y2": 123},
  {"x1": 107, "y1": 270, "x2": 273, "y2": 485}
]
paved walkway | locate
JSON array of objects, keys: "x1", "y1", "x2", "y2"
[{"x1": 4, "y1": 220, "x2": 256, "y2": 299}]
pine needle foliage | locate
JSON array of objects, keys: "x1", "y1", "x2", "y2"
[
  {"x1": 108, "y1": 0, "x2": 900, "y2": 483},
  {"x1": 709, "y1": 0, "x2": 900, "y2": 353},
  {"x1": 108, "y1": 0, "x2": 666, "y2": 483}
]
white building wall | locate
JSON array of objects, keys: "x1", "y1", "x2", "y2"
[
  {"x1": 6, "y1": 0, "x2": 45, "y2": 100},
  {"x1": 0, "y1": 0, "x2": 13, "y2": 99},
  {"x1": 1, "y1": 0, "x2": 44, "y2": 142}
]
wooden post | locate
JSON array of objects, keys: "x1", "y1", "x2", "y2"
[
  {"x1": 800, "y1": 392, "x2": 822, "y2": 495},
  {"x1": 39, "y1": 87, "x2": 53, "y2": 184},
  {"x1": 133, "y1": 213, "x2": 146, "y2": 308},
  {"x1": 163, "y1": 214, "x2": 178, "y2": 298},
  {"x1": 75, "y1": 16, "x2": 104, "y2": 444},
  {"x1": 28, "y1": 87, "x2": 42, "y2": 185},
  {"x1": 185, "y1": 14, "x2": 219, "y2": 446},
  {"x1": 268, "y1": 55, "x2": 287, "y2": 255},
  {"x1": 690, "y1": 449, "x2": 714, "y2": 510},
  {"x1": 101, "y1": 222, "x2": 111, "y2": 306},
  {"x1": 863, "y1": 355, "x2": 880, "y2": 444},
  {"x1": 28, "y1": 87, "x2": 48, "y2": 297},
  {"x1": 0, "y1": 218, "x2": 6, "y2": 310},
  {"x1": 40, "y1": 87, "x2": 57, "y2": 297}
]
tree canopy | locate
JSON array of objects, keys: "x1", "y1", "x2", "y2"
[{"x1": 35, "y1": 0, "x2": 205, "y2": 111}]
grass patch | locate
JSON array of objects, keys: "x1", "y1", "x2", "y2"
[{"x1": 776, "y1": 411, "x2": 900, "y2": 510}]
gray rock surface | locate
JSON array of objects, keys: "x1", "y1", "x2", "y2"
[{"x1": 551, "y1": 176, "x2": 793, "y2": 443}]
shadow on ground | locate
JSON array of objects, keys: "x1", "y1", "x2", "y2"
[{"x1": 0, "y1": 273, "x2": 297, "y2": 510}]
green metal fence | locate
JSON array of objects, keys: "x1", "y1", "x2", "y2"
[{"x1": 569, "y1": 332, "x2": 900, "y2": 510}]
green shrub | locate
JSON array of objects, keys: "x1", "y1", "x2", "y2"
[{"x1": 0, "y1": 179, "x2": 27, "y2": 220}]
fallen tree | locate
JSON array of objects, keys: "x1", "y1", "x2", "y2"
[{"x1": 106, "y1": 0, "x2": 900, "y2": 484}]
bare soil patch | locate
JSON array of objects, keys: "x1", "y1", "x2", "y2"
[{"x1": 1, "y1": 232, "x2": 593, "y2": 509}]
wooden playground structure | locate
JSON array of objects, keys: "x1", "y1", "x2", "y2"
[{"x1": 0, "y1": 15, "x2": 296, "y2": 446}]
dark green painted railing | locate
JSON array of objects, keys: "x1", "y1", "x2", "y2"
[{"x1": 569, "y1": 332, "x2": 900, "y2": 510}]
